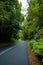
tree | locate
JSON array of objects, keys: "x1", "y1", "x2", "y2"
[
  {"x1": 0, "y1": 0, "x2": 23, "y2": 42},
  {"x1": 22, "y1": 0, "x2": 43, "y2": 40}
]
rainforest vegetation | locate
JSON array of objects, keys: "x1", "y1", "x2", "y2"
[
  {"x1": 22, "y1": 0, "x2": 43, "y2": 62},
  {"x1": 0, "y1": 0, "x2": 43, "y2": 63},
  {"x1": 0, "y1": 0, "x2": 24, "y2": 43}
]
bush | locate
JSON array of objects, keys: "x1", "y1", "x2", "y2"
[
  {"x1": 33, "y1": 39, "x2": 43, "y2": 56},
  {"x1": 29, "y1": 40, "x2": 36, "y2": 48},
  {"x1": 29, "y1": 39, "x2": 43, "y2": 56},
  {"x1": 11, "y1": 38, "x2": 18, "y2": 43}
]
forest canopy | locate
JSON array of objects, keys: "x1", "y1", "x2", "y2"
[
  {"x1": 22, "y1": 0, "x2": 43, "y2": 40},
  {"x1": 0, "y1": 0, "x2": 24, "y2": 42}
]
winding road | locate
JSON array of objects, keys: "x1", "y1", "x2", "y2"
[{"x1": 0, "y1": 41, "x2": 29, "y2": 65}]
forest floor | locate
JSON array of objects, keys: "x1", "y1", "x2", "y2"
[{"x1": 27, "y1": 46, "x2": 43, "y2": 65}]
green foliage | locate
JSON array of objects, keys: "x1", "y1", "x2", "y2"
[
  {"x1": 22, "y1": 19, "x2": 29, "y2": 40},
  {"x1": 22, "y1": 0, "x2": 43, "y2": 63},
  {"x1": 29, "y1": 39, "x2": 43, "y2": 56},
  {"x1": 42, "y1": 59, "x2": 43, "y2": 63},
  {"x1": 11, "y1": 38, "x2": 18, "y2": 43},
  {"x1": 29, "y1": 40, "x2": 37, "y2": 48},
  {"x1": 0, "y1": 0, "x2": 23, "y2": 42},
  {"x1": 22, "y1": 0, "x2": 43, "y2": 40},
  {"x1": 36, "y1": 63, "x2": 40, "y2": 65}
]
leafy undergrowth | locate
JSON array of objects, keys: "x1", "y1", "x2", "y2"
[
  {"x1": 28, "y1": 39, "x2": 43, "y2": 63},
  {"x1": 11, "y1": 38, "x2": 19, "y2": 43}
]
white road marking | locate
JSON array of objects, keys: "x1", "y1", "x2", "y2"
[{"x1": 0, "y1": 45, "x2": 16, "y2": 56}]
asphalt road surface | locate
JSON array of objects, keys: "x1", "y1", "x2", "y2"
[{"x1": 0, "y1": 41, "x2": 29, "y2": 65}]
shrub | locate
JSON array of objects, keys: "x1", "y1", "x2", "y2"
[
  {"x1": 33, "y1": 39, "x2": 43, "y2": 56},
  {"x1": 29, "y1": 39, "x2": 43, "y2": 56}
]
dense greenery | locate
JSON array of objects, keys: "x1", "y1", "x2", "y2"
[
  {"x1": 28, "y1": 39, "x2": 43, "y2": 56},
  {"x1": 22, "y1": 0, "x2": 43, "y2": 40},
  {"x1": 0, "y1": 0, "x2": 23, "y2": 42},
  {"x1": 22, "y1": 0, "x2": 43, "y2": 61},
  {"x1": 0, "y1": 0, "x2": 43, "y2": 60}
]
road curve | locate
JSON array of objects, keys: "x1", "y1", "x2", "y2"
[{"x1": 0, "y1": 41, "x2": 29, "y2": 65}]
